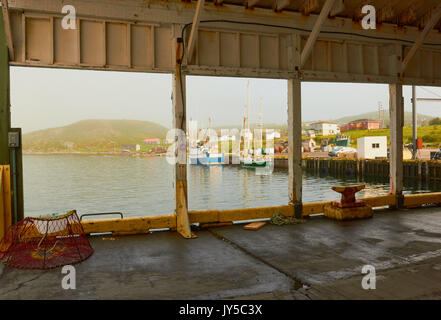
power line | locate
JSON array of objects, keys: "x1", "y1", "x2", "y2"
[{"x1": 418, "y1": 86, "x2": 441, "y2": 99}]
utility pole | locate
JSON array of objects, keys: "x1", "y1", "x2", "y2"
[
  {"x1": 413, "y1": 87, "x2": 441, "y2": 159},
  {"x1": 378, "y1": 102, "x2": 384, "y2": 129}
]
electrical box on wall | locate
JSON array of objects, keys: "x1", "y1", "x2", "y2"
[{"x1": 8, "y1": 132, "x2": 20, "y2": 148}]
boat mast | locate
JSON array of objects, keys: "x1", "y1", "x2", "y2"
[
  {"x1": 258, "y1": 97, "x2": 264, "y2": 156},
  {"x1": 259, "y1": 97, "x2": 263, "y2": 130},
  {"x1": 247, "y1": 81, "x2": 251, "y2": 131},
  {"x1": 246, "y1": 81, "x2": 251, "y2": 155}
]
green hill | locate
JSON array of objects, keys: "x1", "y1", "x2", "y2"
[
  {"x1": 332, "y1": 111, "x2": 434, "y2": 126},
  {"x1": 219, "y1": 111, "x2": 435, "y2": 130},
  {"x1": 23, "y1": 119, "x2": 169, "y2": 153}
]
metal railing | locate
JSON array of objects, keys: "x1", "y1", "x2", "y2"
[{"x1": 80, "y1": 212, "x2": 124, "y2": 221}]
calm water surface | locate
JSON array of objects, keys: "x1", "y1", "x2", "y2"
[{"x1": 23, "y1": 155, "x2": 441, "y2": 218}]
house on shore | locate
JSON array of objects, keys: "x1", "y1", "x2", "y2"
[
  {"x1": 310, "y1": 121, "x2": 340, "y2": 136},
  {"x1": 357, "y1": 136, "x2": 387, "y2": 159},
  {"x1": 144, "y1": 138, "x2": 161, "y2": 145},
  {"x1": 120, "y1": 144, "x2": 141, "y2": 152},
  {"x1": 341, "y1": 119, "x2": 380, "y2": 131}
]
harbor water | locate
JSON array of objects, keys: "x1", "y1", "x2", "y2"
[{"x1": 23, "y1": 154, "x2": 441, "y2": 218}]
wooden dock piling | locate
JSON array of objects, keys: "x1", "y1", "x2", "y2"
[{"x1": 301, "y1": 158, "x2": 441, "y2": 182}]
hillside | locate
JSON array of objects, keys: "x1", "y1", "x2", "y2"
[
  {"x1": 332, "y1": 111, "x2": 434, "y2": 126},
  {"x1": 23, "y1": 119, "x2": 169, "y2": 153},
  {"x1": 217, "y1": 111, "x2": 436, "y2": 130}
]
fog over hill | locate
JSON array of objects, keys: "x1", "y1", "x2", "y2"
[
  {"x1": 214, "y1": 110, "x2": 435, "y2": 130},
  {"x1": 330, "y1": 111, "x2": 434, "y2": 126},
  {"x1": 23, "y1": 119, "x2": 168, "y2": 153}
]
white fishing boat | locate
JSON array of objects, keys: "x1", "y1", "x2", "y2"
[{"x1": 189, "y1": 118, "x2": 225, "y2": 166}]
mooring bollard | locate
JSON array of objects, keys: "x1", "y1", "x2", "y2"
[{"x1": 323, "y1": 184, "x2": 373, "y2": 220}]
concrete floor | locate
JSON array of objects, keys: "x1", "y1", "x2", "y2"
[{"x1": 2, "y1": 206, "x2": 441, "y2": 299}]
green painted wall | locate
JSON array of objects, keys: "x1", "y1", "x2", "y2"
[
  {"x1": 0, "y1": 14, "x2": 23, "y2": 221},
  {"x1": 0, "y1": 13, "x2": 11, "y2": 165}
]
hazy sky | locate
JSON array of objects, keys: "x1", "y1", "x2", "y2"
[{"x1": 10, "y1": 67, "x2": 441, "y2": 133}]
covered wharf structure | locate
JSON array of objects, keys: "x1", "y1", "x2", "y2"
[{"x1": 1, "y1": 0, "x2": 441, "y2": 238}]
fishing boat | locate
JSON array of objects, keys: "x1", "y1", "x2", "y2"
[
  {"x1": 197, "y1": 146, "x2": 225, "y2": 165},
  {"x1": 189, "y1": 143, "x2": 225, "y2": 165},
  {"x1": 240, "y1": 84, "x2": 267, "y2": 169},
  {"x1": 241, "y1": 155, "x2": 267, "y2": 168},
  {"x1": 189, "y1": 118, "x2": 225, "y2": 166},
  {"x1": 334, "y1": 134, "x2": 351, "y2": 147}
]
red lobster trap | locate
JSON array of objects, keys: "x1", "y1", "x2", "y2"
[{"x1": 0, "y1": 210, "x2": 93, "y2": 269}]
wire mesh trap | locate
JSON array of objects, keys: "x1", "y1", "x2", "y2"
[{"x1": 0, "y1": 210, "x2": 94, "y2": 269}]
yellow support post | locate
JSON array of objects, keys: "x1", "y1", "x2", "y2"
[
  {"x1": 0, "y1": 166, "x2": 4, "y2": 239},
  {"x1": 0, "y1": 165, "x2": 12, "y2": 239}
]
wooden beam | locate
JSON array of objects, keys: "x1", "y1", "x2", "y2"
[
  {"x1": 274, "y1": 0, "x2": 290, "y2": 12},
  {"x1": 243, "y1": 221, "x2": 267, "y2": 230},
  {"x1": 329, "y1": 0, "x2": 345, "y2": 18},
  {"x1": 187, "y1": 0, "x2": 205, "y2": 63},
  {"x1": 81, "y1": 193, "x2": 402, "y2": 235},
  {"x1": 287, "y1": 32, "x2": 302, "y2": 219},
  {"x1": 288, "y1": 78, "x2": 302, "y2": 218},
  {"x1": 404, "y1": 192, "x2": 441, "y2": 207},
  {"x1": 398, "y1": 6, "x2": 417, "y2": 26},
  {"x1": 173, "y1": 41, "x2": 194, "y2": 238},
  {"x1": 352, "y1": 0, "x2": 371, "y2": 21},
  {"x1": 389, "y1": 83, "x2": 404, "y2": 208},
  {"x1": 247, "y1": 0, "x2": 260, "y2": 9},
  {"x1": 0, "y1": 0, "x2": 14, "y2": 60},
  {"x1": 300, "y1": 0, "x2": 336, "y2": 68},
  {"x1": 401, "y1": 4, "x2": 441, "y2": 74},
  {"x1": 301, "y1": 0, "x2": 320, "y2": 16},
  {"x1": 418, "y1": 7, "x2": 436, "y2": 29},
  {"x1": 377, "y1": 2, "x2": 395, "y2": 24},
  {"x1": 81, "y1": 214, "x2": 177, "y2": 235}
]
